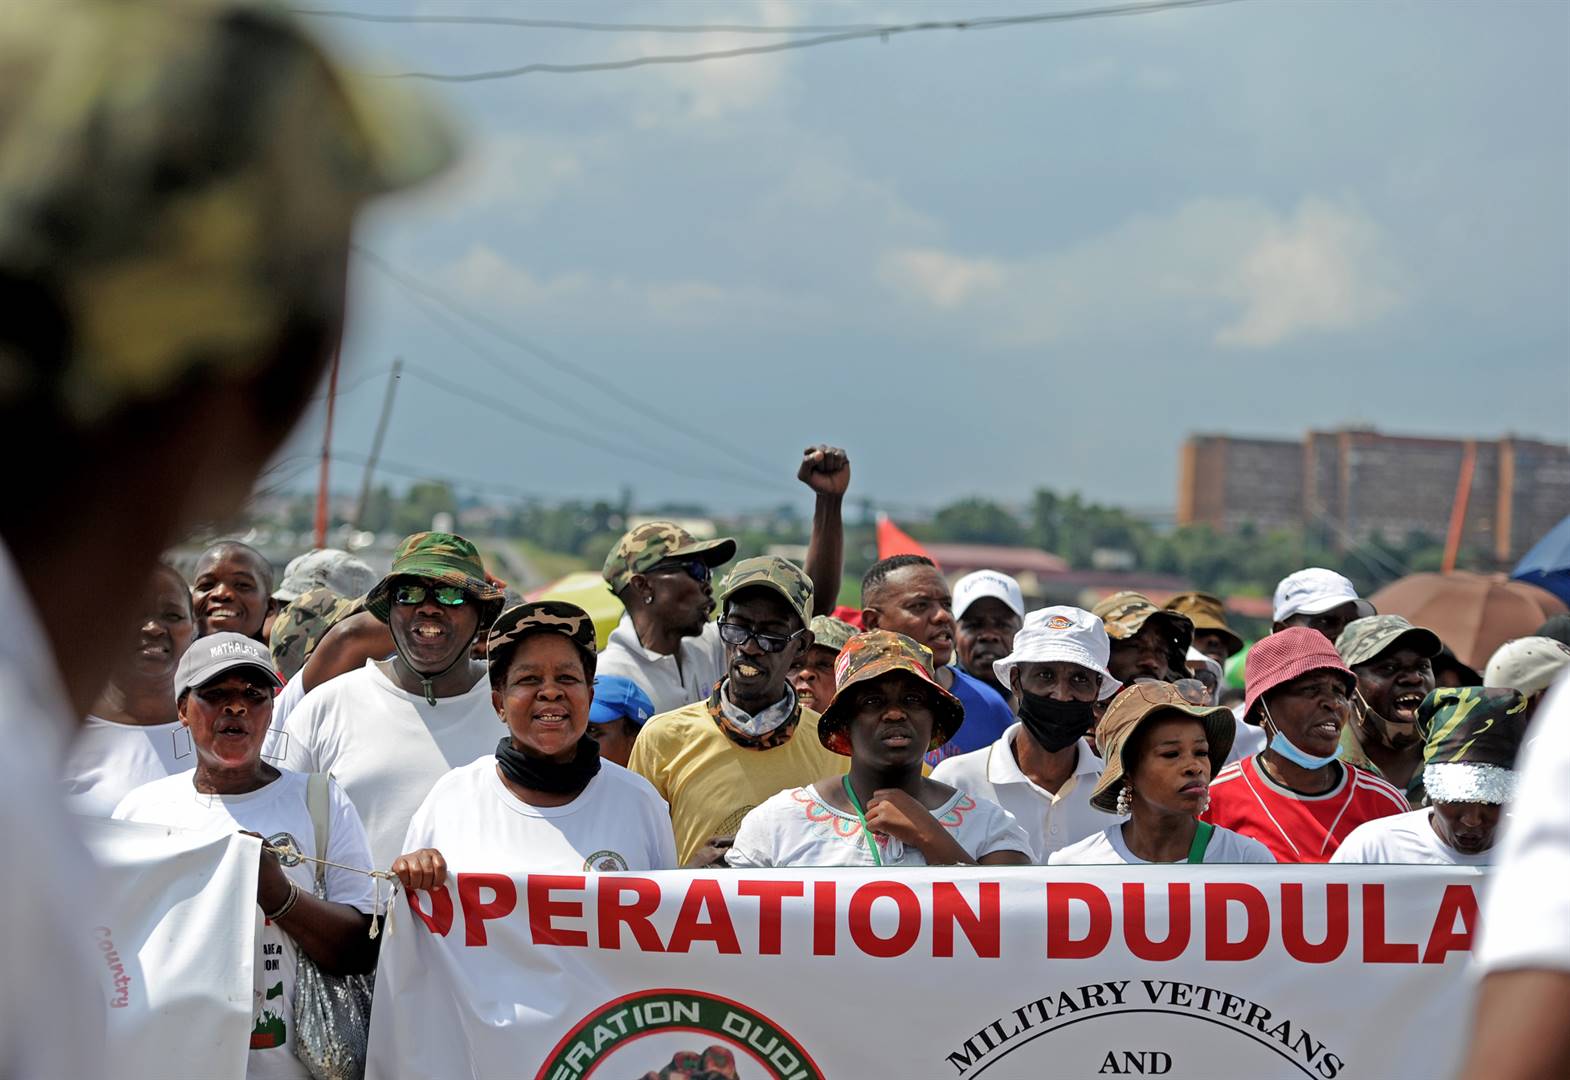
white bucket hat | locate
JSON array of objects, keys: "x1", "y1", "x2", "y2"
[
  {"x1": 997, "y1": 606, "x2": 1122, "y2": 700},
  {"x1": 953, "y1": 569, "x2": 1025, "y2": 619},
  {"x1": 1272, "y1": 567, "x2": 1375, "y2": 623}
]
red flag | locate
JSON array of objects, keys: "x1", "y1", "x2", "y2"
[{"x1": 876, "y1": 513, "x2": 935, "y2": 566}]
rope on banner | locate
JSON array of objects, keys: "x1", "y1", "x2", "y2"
[{"x1": 263, "y1": 841, "x2": 401, "y2": 940}]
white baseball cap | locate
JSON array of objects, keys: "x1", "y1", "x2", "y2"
[
  {"x1": 1485, "y1": 636, "x2": 1570, "y2": 696},
  {"x1": 953, "y1": 569, "x2": 1025, "y2": 620},
  {"x1": 1272, "y1": 567, "x2": 1375, "y2": 624},
  {"x1": 996, "y1": 606, "x2": 1121, "y2": 700}
]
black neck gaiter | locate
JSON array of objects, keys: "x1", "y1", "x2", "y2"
[{"x1": 494, "y1": 735, "x2": 601, "y2": 796}]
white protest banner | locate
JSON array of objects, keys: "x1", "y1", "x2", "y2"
[
  {"x1": 367, "y1": 864, "x2": 1482, "y2": 1080},
  {"x1": 80, "y1": 818, "x2": 259, "y2": 1080}
]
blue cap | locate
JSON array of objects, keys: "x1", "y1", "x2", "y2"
[{"x1": 589, "y1": 676, "x2": 654, "y2": 728}]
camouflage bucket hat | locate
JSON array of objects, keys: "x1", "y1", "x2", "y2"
[
  {"x1": 1417, "y1": 686, "x2": 1530, "y2": 804},
  {"x1": 1093, "y1": 591, "x2": 1193, "y2": 674},
  {"x1": 365, "y1": 532, "x2": 504, "y2": 625},
  {"x1": 1089, "y1": 681, "x2": 1236, "y2": 814},
  {"x1": 486, "y1": 600, "x2": 598, "y2": 682},
  {"x1": 1336, "y1": 615, "x2": 1442, "y2": 669},
  {"x1": 601, "y1": 521, "x2": 737, "y2": 594},
  {"x1": 717, "y1": 556, "x2": 813, "y2": 630},
  {"x1": 808, "y1": 615, "x2": 858, "y2": 655},
  {"x1": 0, "y1": 0, "x2": 457, "y2": 425},
  {"x1": 1164, "y1": 592, "x2": 1244, "y2": 657},
  {"x1": 817, "y1": 630, "x2": 965, "y2": 756},
  {"x1": 268, "y1": 585, "x2": 361, "y2": 680}
]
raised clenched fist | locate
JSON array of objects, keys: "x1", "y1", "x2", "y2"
[{"x1": 639, "y1": 1044, "x2": 741, "y2": 1080}]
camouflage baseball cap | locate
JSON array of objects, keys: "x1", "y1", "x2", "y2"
[
  {"x1": 716, "y1": 556, "x2": 813, "y2": 631},
  {"x1": 268, "y1": 585, "x2": 361, "y2": 680},
  {"x1": 1093, "y1": 591, "x2": 1193, "y2": 675},
  {"x1": 808, "y1": 615, "x2": 858, "y2": 655},
  {"x1": 817, "y1": 630, "x2": 965, "y2": 756},
  {"x1": 486, "y1": 600, "x2": 598, "y2": 680},
  {"x1": 1164, "y1": 592, "x2": 1244, "y2": 657},
  {"x1": 1417, "y1": 687, "x2": 1530, "y2": 804},
  {"x1": 365, "y1": 532, "x2": 504, "y2": 624},
  {"x1": 601, "y1": 521, "x2": 736, "y2": 595},
  {"x1": 1336, "y1": 615, "x2": 1442, "y2": 668},
  {"x1": 273, "y1": 548, "x2": 377, "y2": 603},
  {"x1": 0, "y1": 0, "x2": 457, "y2": 425}
]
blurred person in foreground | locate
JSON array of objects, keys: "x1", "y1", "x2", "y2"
[
  {"x1": 1091, "y1": 592, "x2": 1193, "y2": 686},
  {"x1": 1271, "y1": 567, "x2": 1374, "y2": 642},
  {"x1": 1485, "y1": 636, "x2": 1570, "y2": 725},
  {"x1": 952, "y1": 570, "x2": 1025, "y2": 708},
  {"x1": 1459, "y1": 679, "x2": 1570, "y2": 1080},
  {"x1": 1204, "y1": 628, "x2": 1407, "y2": 862},
  {"x1": 62, "y1": 564, "x2": 196, "y2": 815},
  {"x1": 728, "y1": 630, "x2": 1031, "y2": 868},
  {"x1": 1051, "y1": 682, "x2": 1273, "y2": 865},
  {"x1": 860, "y1": 555, "x2": 1014, "y2": 764},
  {"x1": 630, "y1": 557, "x2": 847, "y2": 867},
  {"x1": 1334, "y1": 687, "x2": 1528, "y2": 865},
  {"x1": 597, "y1": 446, "x2": 850, "y2": 714},
  {"x1": 0, "y1": 1, "x2": 452, "y2": 1074},
  {"x1": 1334, "y1": 614, "x2": 1441, "y2": 807},
  {"x1": 788, "y1": 614, "x2": 857, "y2": 711},
  {"x1": 931, "y1": 608, "x2": 1121, "y2": 862}
]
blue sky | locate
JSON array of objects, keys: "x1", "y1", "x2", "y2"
[{"x1": 274, "y1": 0, "x2": 1569, "y2": 516}]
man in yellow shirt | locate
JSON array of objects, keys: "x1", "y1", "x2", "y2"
[{"x1": 629, "y1": 556, "x2": 848, "y2": 866}]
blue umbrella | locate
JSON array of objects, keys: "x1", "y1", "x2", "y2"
[{"x1": 1513, "y1": 513, "x2": 1570, "y2": 607}]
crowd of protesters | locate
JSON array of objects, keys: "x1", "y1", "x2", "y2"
[{"x1": 5, "y1": 3, "x2": 1569, "y2": 1079}]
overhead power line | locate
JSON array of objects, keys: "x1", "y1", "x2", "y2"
[
  {"x1": 351, "y1": 246, "x2": 788, "y2": 486},
  {"x1": 358, "y1": 0, "x2": 1244, "y2": 83},
  {"x1": 292, "y1": 9, "x2": 886, "y2": 34}
]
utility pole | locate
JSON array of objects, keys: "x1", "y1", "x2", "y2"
[
  {"x1": 313, "y1": 350, "x2": 340, "y2": 549},
  {"x1": 355, "y1": 358, "x2": 403, "y2": 531}
]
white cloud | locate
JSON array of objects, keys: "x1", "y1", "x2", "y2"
[
  {"x1": 424, "y1": 132, "x2": 592, "y2": 224},
  {"x1": 877, "y1": 196, "x2": 1404, "y2": 348}
]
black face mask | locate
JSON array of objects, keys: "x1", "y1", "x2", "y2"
[
  {"x1": 1017, "y1": 691, "x2": 1098, "y2": 752},
  {"x1": 495, "y1": 735, "x2": 601, "y2": 796}
]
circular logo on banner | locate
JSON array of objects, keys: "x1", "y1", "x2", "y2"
[
  {"x1": 581, "y1": 849, "x2": 630, "y2": 872},
  {"x1": 536, "y1": 989, "x2": 824, "y2": 1080}
]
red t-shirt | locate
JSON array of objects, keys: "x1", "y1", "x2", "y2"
[{"x1": 1203, "y1": 753, "x2": 1407, "y2": 863}]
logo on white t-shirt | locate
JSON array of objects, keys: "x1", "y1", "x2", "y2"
[{"x1": 581, "y1": 849, "x2": 630, "y2": 872}]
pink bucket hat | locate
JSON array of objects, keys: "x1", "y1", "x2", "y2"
[{"x1": 1243, "y1": 626, "x2": 1355, "y2": 718}]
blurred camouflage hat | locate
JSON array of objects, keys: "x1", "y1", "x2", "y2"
[
  {"x1": 1164, "y1": 592, "x2": 1244, "y2": 657},
  {"x1": 1093, "y1": 591, "x2": 1192, "y2": 674},
  {"x1": 486, "y1": 600, "x2": 598, "y2": 680},
  {"x1": 1336, "y1": 614, "x2": 1442, "y2": 669},
  {"x1": 716, "y1": 556, "x2": 813, "y2": 630},
  {"x1": 601, "y1": 521, "x2": 736, "y2": 594},
  {"x1": 274, "y1": 548, "x2": 377, "y2": 603},
  {"x1": 817, "y1": 630, "x2": 965, "y2": 756},
  {"x1": 365, "y1": 532, "x2": 503, "y2": 624},
  {"x1": 1417, "y1": 687, "x2": 1530, "y2": 804},
  {"x1": 268, "y1": 585, "x2": 361, "y2": 680},
  {"x1": 808, "y1": 615, "x2": 857, "y2": 655},
  {"x1": 0, "y1": 0, "x2": 457, "y2": 424}
]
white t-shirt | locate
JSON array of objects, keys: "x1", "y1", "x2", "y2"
[
  {"x1": 930, "y1": 727, "x2": 1112, "y2": 862},
  {"x1": 279, "y1": 661, "x2": 500, "y2": 869},
  {"x1": 271, "y1": 672, "x2": 307, "y2": 730},
  {"x1": 1049, "y1": 822, "x2": 1276, "y2": 865},
  {"x1": 0, "y1": 540, "x2": 105, "y2": 1080},
  {"x1": 402, "y1": 755, "x2": 677, "y2": 873},
  {"x1": 1477, "y1": 676, "x2": 1570, "y2": 974},
  {"x1": 62, "y1": 715, "x2": 192, "y2": 816},
  {"x1": 726, "y1": 784, "x2": 1031, "y2": 868},
  {"x1": 1331, "y1": 807, "x2": 1492, "y2": 866},
  {"x1": 596, "y1": 615, "x2": 726, "y2": 715},
  {"x1": 113, "y1": 770, "x2": 377, "y2": 1080}
]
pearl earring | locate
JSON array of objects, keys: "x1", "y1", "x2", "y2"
[
  {"x1": 644, "y1": 595, "x2": 654, "y2": 605},
  {"x1": 1115, "y1": 783, "x2": 1133, "y2": 816},
  {"x1": 1199, "y1": 791, "x2": 1211, "y2": 814}
]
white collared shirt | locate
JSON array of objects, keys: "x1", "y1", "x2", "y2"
[
  {"x1": 930, "y1": 724, "x2": 1116, "y2": 862},
  {"x1": 596, "y1": 614, "x2": 727, "y2": 715},
  {"x1": 2, "y1": 540, "x2": 106, "y2": 1078}
]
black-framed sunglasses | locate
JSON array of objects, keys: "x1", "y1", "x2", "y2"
[
  {"x1": 393, "y1": 582, "x2": 468, "y2": 607},
  {"x1": 648, "y1": 559, "x2": 712, "y2": 585},
  {"x1": 718, "y1": 621, "x2": 804, "y2": 654}
]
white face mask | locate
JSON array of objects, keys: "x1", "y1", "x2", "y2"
[{"x1": 1261, "y1": 701, "x2": 1340, "y2": 771}]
